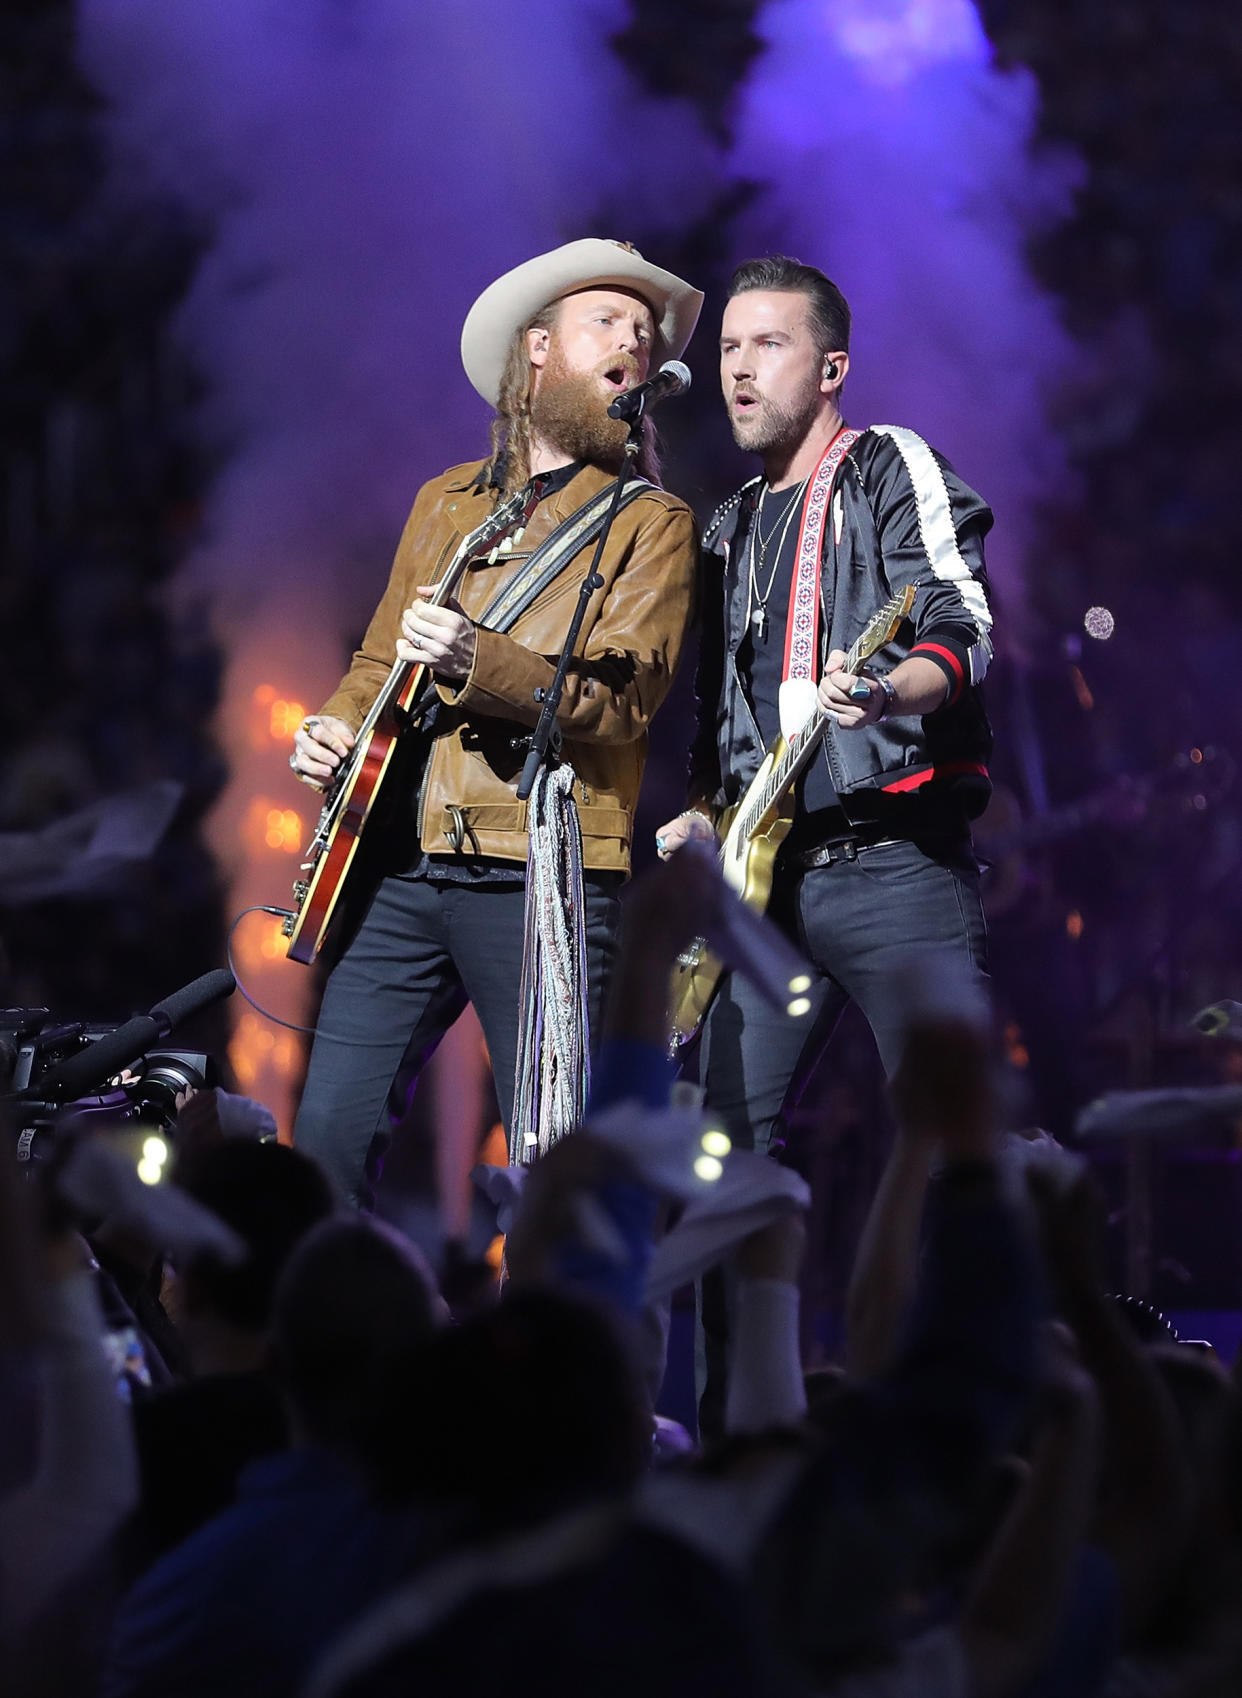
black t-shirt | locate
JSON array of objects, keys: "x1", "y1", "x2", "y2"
[{"x1": 738, "y1": 499, "x2": 840, "y2": 851}]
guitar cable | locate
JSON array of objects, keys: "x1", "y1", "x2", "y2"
[{"x1": 225, "y1": 905, "x2": 420, "y2": 1048}]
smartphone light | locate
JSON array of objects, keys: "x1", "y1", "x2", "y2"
[
  {"x1": 787, "y1": 996, "x2": 812, "y2": 1017},
  {"x1": 142, "y1": 1136, "x2": 169, "y2": 1167},
  {"x1": 137, "y1": 1157, "x2": 163, "y2": 1186},
  {"x1": 700, "y1": 1128, "x2": 732, "y2": 1159},
  {"x1": 693, "y1": 1154, "x2": 724, "y2": 1183},
  {"x1": 788, "y1": 974, "x2": 812, "y2": 994}
]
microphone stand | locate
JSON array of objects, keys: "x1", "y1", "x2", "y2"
[{"x1": 516, "y1": 415, "x2": 644, "y2": 801}]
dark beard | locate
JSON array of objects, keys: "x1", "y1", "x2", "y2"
[
  {"x1": 530, "y1": 356, "x2": 633, "y2": 472},
  {"x1": 730, "y1": 378, "x2": 823, "y2": 457}
]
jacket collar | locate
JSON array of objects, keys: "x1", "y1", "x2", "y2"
[{"x1": 444, "y1": 459, "x2": 624, "y2": 530}]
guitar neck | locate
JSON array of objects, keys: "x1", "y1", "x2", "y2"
[{"x1": 326, "y1": 490, "x2": 533, "y2": 803}]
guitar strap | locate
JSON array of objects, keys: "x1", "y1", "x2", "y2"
[
  {"x1": 475, "y1": 476, "x2": 653, "y2": 635},
  {"x1": 778, "y1": 426, "x2": 862, "y2": 739}
]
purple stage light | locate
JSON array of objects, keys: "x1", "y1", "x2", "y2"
[{"x1": 826, "y1": 0, "x2": 987, "y2": 85}]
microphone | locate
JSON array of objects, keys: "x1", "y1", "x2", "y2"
[
  {"x1": 32, "y1": 969, "x2": 236, "y2": 1101},
  {"x1": 149, "y1": 969, "x2": 236, "y2": 1033},
  {"x1": 606, "y1": 360, "x2": 691, "y2": 420}
]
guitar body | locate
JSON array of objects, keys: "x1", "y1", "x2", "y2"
[
  {"x1": 667, "y1": 741, "x2": 796, "y2": 1047},
  {"x1": 282, "y1": 667, "x2": 428, "y2": 965},
  {"x1": 281, "y1": 484, "x2": 541, "y2": 966}
]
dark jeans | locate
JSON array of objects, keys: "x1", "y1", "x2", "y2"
[
  {"x1": 696, "y1": 836, "x2": 988, "y2": 1438},
  {"x1": 293, "y1": 873, "x2": 621, "y2": 1206}
]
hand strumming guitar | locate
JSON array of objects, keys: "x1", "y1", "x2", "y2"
[
  {"x1": 653, "y1": 807, "x2": 716, "y2": 862},
  {"x1": 290, "y1": 715, "x2": 355, "y2": 790}
]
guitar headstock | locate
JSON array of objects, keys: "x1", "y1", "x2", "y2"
[{"x1": 848, "y1": 584, "x2": 916, "y2": 671}]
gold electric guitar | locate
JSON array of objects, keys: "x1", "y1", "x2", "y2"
[{"x1": 669, "y1": 585, "x2": 915, "y2": 1046}]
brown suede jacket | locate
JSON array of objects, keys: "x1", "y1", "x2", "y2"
[{"x1": 318, "y1": 459, "x2": 698, "y2": 873}]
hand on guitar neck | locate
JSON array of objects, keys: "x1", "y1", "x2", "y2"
[
  {"x1": 817, "y1": 648, "x2": 949, "y2": 727},
  {"x1": 396, "y1": 586, "x2": 477, "y2": 682},
  {"x1": 290, "y1": 715, "x2": 355, "y2": 791}
]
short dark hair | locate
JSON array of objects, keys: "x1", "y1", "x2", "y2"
[
  {"x1": 380, "y1": 1288, "x2": 649, "y2": 1523},
  {"x1": 729, "y1": 255, "x2": 851, "y2": 355},
  {"x1": 175, "y1": 1140, "x2": 335, "y2": 1332},
  {"x1": 273, "y1": 1217, "x2": 438, "y2": 1454}
]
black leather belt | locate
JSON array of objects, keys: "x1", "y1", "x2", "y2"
[{"x1": 794, "y1": 833, "x2": 903, "y2": 869}]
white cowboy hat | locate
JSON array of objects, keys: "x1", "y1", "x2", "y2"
[{"x1": 460, "y1": 237, "x2": 704, "y2": 407}]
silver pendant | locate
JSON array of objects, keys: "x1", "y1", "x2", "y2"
[{"x1": 751, "y1": 606, "x2": 767, "y2": 640}]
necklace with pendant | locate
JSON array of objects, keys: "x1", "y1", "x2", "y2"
[{"x1": 746, "y1": 478, "x2": 807, "y2": 641}]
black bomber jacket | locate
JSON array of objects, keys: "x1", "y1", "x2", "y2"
[{"x1": 689, "y1": 424, "x2": 996, "y2": 838}]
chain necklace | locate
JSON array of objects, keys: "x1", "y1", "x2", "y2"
[{"x1": 746, "y1": 478, "x2": 808, "y2": 641}]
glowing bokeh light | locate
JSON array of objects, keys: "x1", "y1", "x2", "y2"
[
  {"x1": 229, "y1": 1011, "x2": 301, "y2": 1090},
  {"x1": 244, "y1": 799, "x2": 304, "y2": 854},
  {"x1": 269, "y1": 698, "x2": 307, "y2": 739},
  {"x1": 264, "y1": 809, "x2": 302, "y2": 851},
  {"x1": 694, "y1": 1154, "x2": 724, "y2": 1183},
  {"x1": 701, "y1": 1128, "x2": 732, "y2": 1159},
  {"x1": 1083, "y1": 606, "x2": 1115, "y2": 640}
]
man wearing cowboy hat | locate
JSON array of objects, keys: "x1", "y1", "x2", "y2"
[{"x1": 289, "y1": 239, "x2": 702, "y2": 1207}]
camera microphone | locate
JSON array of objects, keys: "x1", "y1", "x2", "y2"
[
  {"x1": 149, "y1": 969, "x2": 236, "y2": 1035},
  {"x1": 30, "y1": 969, "x2": 236, "y2": 1102}
]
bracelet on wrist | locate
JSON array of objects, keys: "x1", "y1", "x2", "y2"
[{"x1": 874, "y1": 675, "x2": 897, "y2": 720}]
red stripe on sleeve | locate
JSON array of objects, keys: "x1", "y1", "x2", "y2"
[{"x1": 911, "y1": 641, "x2": 966, "y2": 702}]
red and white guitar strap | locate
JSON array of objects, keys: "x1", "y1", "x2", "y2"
[{"x1": 778, "y1": 425, "x2": 861, "y2": 739}]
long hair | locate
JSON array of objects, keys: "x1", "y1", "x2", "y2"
[{"x1": 482, "y1": 302, "x2": 663, "y2": 493}]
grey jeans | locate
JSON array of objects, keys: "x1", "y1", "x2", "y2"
[
  {"x1": 293, "y1": 871, "x2": 621, "y2": 1206},
  {"x1": 696, "y1": 836, "x2": 988, "y2": 1438}
]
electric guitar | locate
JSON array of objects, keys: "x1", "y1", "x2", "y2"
[
  {"x1": 668, "y1": 584, "x2": 916, "y2": 1045},
  {"x1": 282, "y1": 485, "x2": 540, "y2": 964}
]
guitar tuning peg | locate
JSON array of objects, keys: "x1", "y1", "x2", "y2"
[
  {"x1": 498, "y1": 536, "x2": 514, "y2": 554},
  {"x1": 487, "y1": 546, "x2": 500, "y2": 564},
  {"x1": 511, "y1": 526, "x2": 525, "y2": 547}
]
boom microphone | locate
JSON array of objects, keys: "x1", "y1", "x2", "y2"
[
  {"x1": 149, "y1": 969, "x2": 237, "y2": 1033},
  {"x1": 34, "y1": 1017, "x2": 165, "y2": 1103},
  {"x1": 606, "y1": 360, "x2": 691, "y2": 420},
  {"x1": 31, "y1": 969, "x2": 236, "y2": 1102}
]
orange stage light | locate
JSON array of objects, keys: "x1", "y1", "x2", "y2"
[
  {"x1": 269, "y1": 698, "x2": 307, "y2": 739},
  {"x1": 243, "y1": 798, "x2": 303, "y2": 854}
]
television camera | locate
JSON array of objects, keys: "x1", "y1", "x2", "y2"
[{"x1": 3, "y1": 969, "x2": 236, "y2": 1162}]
